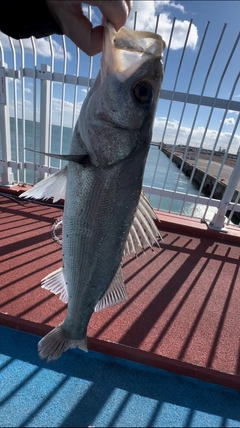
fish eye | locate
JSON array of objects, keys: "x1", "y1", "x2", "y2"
[{"x1": 132, "y1": 82, "x2": 153, "y2": 104}]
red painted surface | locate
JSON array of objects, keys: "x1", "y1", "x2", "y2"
[{"x1": 1, "y1": 190, "x2": 240, "y2": 390}]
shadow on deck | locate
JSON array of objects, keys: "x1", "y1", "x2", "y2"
[{"x1": 0, "y1": 188, "x2": 240, "y2": 391}]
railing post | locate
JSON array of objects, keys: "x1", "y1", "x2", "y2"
[
  {"x1": 206, "y1": 152, "x2": 240, "y2": 232},
  {"x1": 0, "y1": 63, "x2": 15, "y2": 186},
  {"x1": 39, "y1": 64, "x2": 50, "y2": 180}
]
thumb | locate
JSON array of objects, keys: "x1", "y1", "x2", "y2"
[{"x1": 88, "y1": 1, "x2": 132, "y2": 31}]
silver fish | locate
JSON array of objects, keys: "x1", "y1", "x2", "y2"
[{"x1": 20, "y1": 23, "x2": 165, "y2": 361}]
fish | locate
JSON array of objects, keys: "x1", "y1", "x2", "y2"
[
  {"x1": 20, "y1": 22, "x2": 165, "y2": 361},
  {"x1": 50, "y1": 189, "x2": 161, "y2": 258}
]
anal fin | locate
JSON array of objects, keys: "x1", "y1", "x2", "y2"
[
  {"x1": 41, "y1": 265, "x2": 127, "y2": 313},
  {"x1": 94, "y1": 266, "x2": 127, "y2": 312},
  {"x1": 41, "y1": 267, "x2": 68, "y2": 303}
]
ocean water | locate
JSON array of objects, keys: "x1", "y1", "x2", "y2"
[
  {"x1": 1, "y1": 118, "x2": 215, "y2": 219},
  {"x1": 144, "y1": 145, "x2": 217, "y2": 219}
]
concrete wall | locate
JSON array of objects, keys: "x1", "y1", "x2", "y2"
[{"x1": 162, "y1": 148, "x2": 239, "y2": 203}]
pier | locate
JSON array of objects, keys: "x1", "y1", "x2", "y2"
[{"x1": 162, "y1": 148, "x2": 240, "y2": 202}]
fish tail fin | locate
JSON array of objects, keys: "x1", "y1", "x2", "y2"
[{"x1": 38, "y1": 324, "x2": 88, "y2": 362}]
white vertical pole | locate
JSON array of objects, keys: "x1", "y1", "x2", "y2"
[
  {"x1": 39, "y1": 64, "x2": 50, "y2": 180},
  {"x1": 0, "y1": 63, "x2": 14, "y2": 185},
  {"x1": 208, "y1": 151, "x2": 240, "y2": 232}
]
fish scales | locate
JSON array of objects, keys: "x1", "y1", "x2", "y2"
[{"x1": 64, "y1": 155, "x2": 143, "y2": 337}]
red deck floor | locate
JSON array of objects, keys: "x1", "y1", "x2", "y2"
[{"x1": 1, "y1": 189, "x2": 240, "y2": 390}]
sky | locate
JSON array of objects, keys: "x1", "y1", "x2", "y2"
[{"x1": 0, "y1": 0, "x2": 240, "y2": 152}]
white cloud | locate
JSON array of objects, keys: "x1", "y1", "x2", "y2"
[
  {"x1": 7, "y1": 77, "x2": 20, "y2": 85},
  {"x1": 9, "y1": 98, "x2": 34, "y2": 119},
  {"x1": 127, "y1": 0, "x2": 198, "y2": 50},
  {"x1": 8, "y1": 79, "x2": 34, "y2": 95},
  {"x1": 0, "y1": 32, "x2": 71, "y2": 61},
  {"x1": 152, "y1": 117, "x2": 240, "y2": 153},
  {"x1": 51, "y1": 97, "x2": 83, "y2": 126},
  {"x1": 52, "y1": 97, "x2": 82, "y2": 113},
  {"x1": 7, "y1": 94, "x2": 82, "y2": 127},
  {"x1": 82, "y1": 4, "x2": 99, "y2": 22},
  {"x1": 155, "y1": 1, "x2": 185, "y2": 13},
  {"x1": 228, "y1": 110, "x2": 239, "y2": 115},
  {"x1": 223, "y1": 118, "x2": 236, "y2": 126}
]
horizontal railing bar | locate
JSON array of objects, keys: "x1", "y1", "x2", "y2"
[
  {"x1": 160, "y1": 90, "x2": 240, "y2": 112},
  {"x1": 25, "y1": 164, "x2": 59, "y2": 174},
  {"x1": 5, "y1": 68, "x2": 240, "y2": 112},
  {"x1": 6, "y1": 67, "x2": 95, "y2": 88},
  {"x1": 142, "y1": 185, "x2": 240, "y2": 212},
  {"x1": 143, "y1": 186, "x2": 221, "y2": 205},
  {"x1": 0, "y1": 160, "x2": 59, "y2": 175}
]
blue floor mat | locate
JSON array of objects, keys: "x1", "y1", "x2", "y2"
[{"x1": 0, "y1": 325, "x2": 240, "y2": 427}]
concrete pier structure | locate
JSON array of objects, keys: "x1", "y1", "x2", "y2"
[{"x1": 162, "y1": 148, "x2": 240, "y2": 202}]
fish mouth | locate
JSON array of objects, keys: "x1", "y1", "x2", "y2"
[{"x1": 101, "y1": 22, "x2": 165, "y2": 82}]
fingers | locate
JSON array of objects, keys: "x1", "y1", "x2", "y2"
[
  {"x1": 64, "y1": 1, "x2": 132, "y2": 55},
  {"x1": 67, "y1": 15, "x2": 105, "y2": 56},
  {"x1": 47, "y1": 1, "x2": 132, "y2": 56},
  {"x1": 86, "y1": 1, "x2": 132, "y2": 31},
  {"x1": 47, "y1": 1, "x2": 104, "y2": 55},
  {"x1": 101, "y1": 0, "x2": 132, "y2": 31}
]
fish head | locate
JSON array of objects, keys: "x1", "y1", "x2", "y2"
[{"x1": 78, "y1": 22, "x2": 165, "y2": 168}]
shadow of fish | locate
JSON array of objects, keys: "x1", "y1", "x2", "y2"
[{"x1": 20, "y1": 22, "x2": 165, "y2": 361}]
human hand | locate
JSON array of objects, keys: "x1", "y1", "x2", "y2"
[{"x1": 47, "y1": 1, "x2": 132, "y2": 56}]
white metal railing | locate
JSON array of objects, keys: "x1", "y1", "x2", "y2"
[{"x1": 0, "y1": 9, "x2": 240, "y2": 232}]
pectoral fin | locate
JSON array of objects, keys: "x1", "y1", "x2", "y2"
[
  {"x1": 20, "y1": 150, "x2": 90, "y2": 203},
  {"x1": 19, "y1": 167, "x2": 67, "y2": 203}
]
